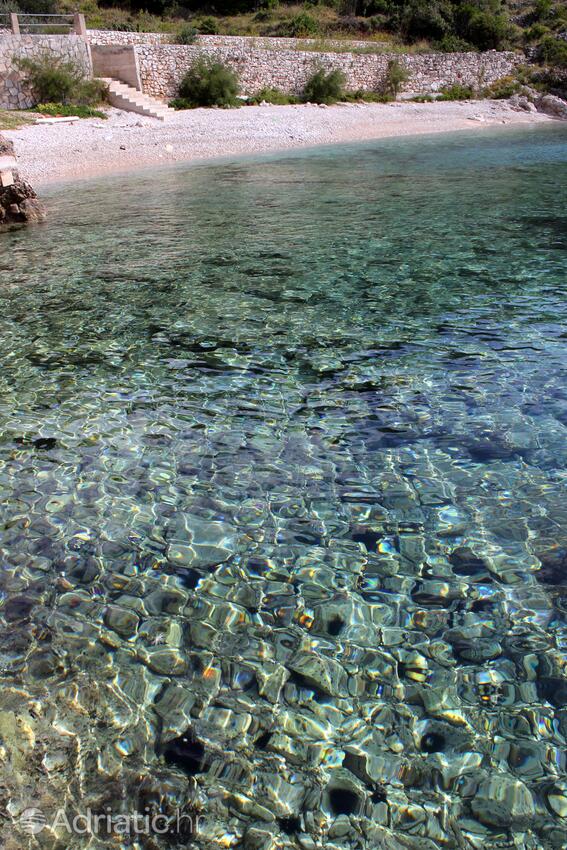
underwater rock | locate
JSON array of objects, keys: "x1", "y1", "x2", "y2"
[
  {"x1": 287, "y1": 650, "x2": 347, "y2": 697},
  {"x1": 471, "y1": 775, "x2": 535, "y2": 827},
  {"x1": 243, "y1": 825, "x2": 277, "y2": 850},
  {"x1": 162, "y1": 728, "x2": 208, "y2": 776},
  {"x1": 547, "y1": 782, "x2": 567, "y2": 818}
]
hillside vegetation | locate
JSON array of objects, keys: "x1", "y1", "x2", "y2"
[{"x1": 1, "y1": 0, "x2": 566, "y2": 63}]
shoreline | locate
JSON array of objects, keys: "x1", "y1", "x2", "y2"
[{"x1": 5, "y1": 99, "x2": 557, "y2": 187}]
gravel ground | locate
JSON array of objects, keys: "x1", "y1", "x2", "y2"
[{"x1": 5, "y1": 99, "x2": 555, "y2": 186}]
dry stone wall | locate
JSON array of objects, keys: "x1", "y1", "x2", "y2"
[
  {"x1": 88, "y1": 30, "x2": 389, "y2": 52},
  {"x1": 0, "y1": 35, "x2": 92, "y2": 109},
  {"x1": 88, "y1": 29, "x2": 170, "y2": 46},
  {"x1": 0, "y1": 30, "x2": 521, "y2": 110},
  {"x1": 132, "y1": 42, "x2": 521, "y2": 101},
  {"x1": 88, "y1": 32, "x2": 522, "y2": 100}
]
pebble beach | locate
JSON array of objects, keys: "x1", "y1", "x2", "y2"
[{"x1": 5, "y1": 98, "x2": 555, "y2": 186}]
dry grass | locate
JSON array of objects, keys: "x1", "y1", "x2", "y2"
[
  {"x1": 287, "y1": 37, "x2": 432, "y2": 55},
  {"x1": 0, "y1": 110, "x2": 35, "y2": 131}
]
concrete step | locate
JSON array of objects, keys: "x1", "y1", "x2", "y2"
[{"x1": 96, "y1": 77, "x2": 175, "y2": 121}]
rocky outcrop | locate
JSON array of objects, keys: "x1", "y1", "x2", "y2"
[
  {"x1": 0, "y1": 133, "x2": 13, "y2": 157},
  {"x1": 0, "y1": 179, "x2": 46, "y2": 226},
  {"x1": 536, "y1": 93, "x2": 567, "y2": 119},
  {"x1": 0, "y1": 133, "x2": 46, "y2": 227},
  {"x1": 509, "y1": 88, "x2": 567, "y2": 120}
]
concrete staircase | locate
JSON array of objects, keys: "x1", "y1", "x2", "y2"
[{"x1": 97, "y1": 77, "x2": 174, "y2": 121}]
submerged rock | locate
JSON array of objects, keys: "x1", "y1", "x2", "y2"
[{"x1": 471, "y1": 775, "x2": 535, "y2": 827}]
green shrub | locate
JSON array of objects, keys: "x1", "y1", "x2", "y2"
[
  {"x1": 397, "y1": 0, "x2": 454, "y2": 42},
  {"x1": 0, "y1": 0, "x2": 20, "y2": 15},
  {"x1": 283, "y1": 12, "x2": 320, "y2": 37},
  {"x1": 33, "y1": 102, "x2": 107, "y2": 119},
  {"x1": 483, "y1": 75, "x2": 521, "y2": 99},
  {"x1": 197, "y1": 15, "x2": 219, "y2": 35},
  {"x1": 177, "y1": 56, "x2": 239, "y2": 107},
  {"x1": 454, "y1": 5, "x2": 512, "y2": 51},
  {"x1": 534, "y1": 0, "x2": 553, "y2": 22},
  {"x1": 176, "y1": 23, "x2": 198, "y2": 44},
  {"x1": 540, "y1": 35, "x2": 567, "y2": 68},
  {"x1": 303, "y1": 67, "x2": 346, "y2": 103},
  {"x1": 248, "y1": 87, "x2": 300, "y2": 105},
  {"x1": 524, "y1": 22, "x2": 550, "y2": 42},
  {"x1": 6, "y1": 0, "x2": 54, "y2": 13},
  {"x1": 411, "y1": 94, "x2": 435, "y2": 102},
  {"x1": 17, "y1": 53, "x2": 107, "y2": 107},
  {"x1": 438, "y1": 83, "x2": 475, "y2": 100},
  {"x1": 342, "y1": 89, "x2": 392, "y2": 102},
  {"x1": 382, "y1": 58, "x2": 409, "y2": 98},
  {"x1": 435, "y1": 34, "x2": 475, "y2": 52}
]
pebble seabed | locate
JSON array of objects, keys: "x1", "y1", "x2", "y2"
[{"x1": 0, "y1": 127, "x2": 567, "y2": 850}]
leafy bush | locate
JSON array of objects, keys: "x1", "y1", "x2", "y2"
[
  {"x1": 540, "y1": 35, "x2": 567, "y2": 68},
  {"x1": 176, "y1": 56, "x2": 239, "y2": 107},
  {"x1": 303, "y1": 67, "x2": 346, "y2": 103},
  {"x1": 454, "y1": 5, "x2": 512, "y2": 51},
  {"x1": 397, "y1": 0, "x2": 454, "y2": 42},
  {"x1": 435, "y1": 33, "x2": 475, "y2": 52},
  {"x1": 524, "y1": 22, "x2": 550, "y2": 42},
  {"x1": 0, "y1": 0, "x2": 20, "y2": 16},
  {"x1": 283, "y1": 12, "x2": 320, "y2": 37},
  {"x1": 176, "y1": 23, "x2": 198, "y2": 44},
  {"x1": 438, "y1": 82, "x2": 475, "y2": 100},
  {"x1": 8, "y1": 0, "x2": 54, "y2": 12},
  {"x1": 534, "y1": 0, "x2": 553, "y2": 22},
  {"x1": 382, "y1": 58, "x2": 409, "y2": 97},
  {"x1": 342, "y1": 88, "x2": 391, "y2": 102},
  {"x1": 197, "y1": 15, "x2": 219, "y2": 35},
  {"x1": 248, "y1": 87, "x2": 300, "y2": 105},
  {"x1": 482, "y1": 74, "x2": 521, "y2": 99},
  {"x1": 33, "y1": 102, "x2": 107, "y2": 119},
  {"x1": 17, "y1": 53, "x2": 107, "y2": 106}
]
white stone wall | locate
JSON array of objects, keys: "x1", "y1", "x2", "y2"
[
  {"x1": 0, "y1": 29, "x2": 523, "y2": 111},
  {"x1": 133, "y1": 42, "x2": 521, "y2": 101},
  {"x1": 0, "y1": 34, "x2": 92, "y2": 109},
  {"x1": 88, "y1": 29, "x2": 170, "y2": 46},
  {"x1": 88, "y1": 30, "x2": 392, "y2": 52}
]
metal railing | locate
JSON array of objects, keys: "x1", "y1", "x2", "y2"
[{"x1": 0, "y1": 12, "x2": 87, "y2": 36}]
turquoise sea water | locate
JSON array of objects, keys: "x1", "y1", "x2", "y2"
[{"x1": 1, "y1": 126, "x2": 567, "y2": 849}]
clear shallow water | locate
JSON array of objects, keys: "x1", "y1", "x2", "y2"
[{"x1": 1, "y1": 126, "x2": 567, "y2": 849}]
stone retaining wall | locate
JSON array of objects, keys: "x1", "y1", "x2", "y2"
[
  {"x1": 0, "y1": 35, "x2": 92, "y2": 109},
  {"x1": 89, "y1": 29, "x2": 170, "y2": 46},
  {"x1": 88, "y1": 30, "x2": 390, "y2": 52},
  {"x1": 0, "y1": 30, "x2": 521, "y2": 110},
  {"x1": 133, "y1": 42, "x2": 521, "y2": 101}
]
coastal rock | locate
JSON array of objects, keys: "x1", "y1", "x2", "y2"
[
  {"x1": 509, "y1": 94, "x2": 537, "y2": 113},
  {"x1": 0, "y1": 134, "x2": 46, "y2": 227},
  {"x1": 19, "y1": 197, "x2": 47, "y2": 223},
  {"x1": 0, "y1": 181, "x2": 46, "y2": 225},
  {"x1": 536, "y1": 94, "x2": 567, "y2": 120},
  {"x1": 0, "y1": 135, "x2": 14, "y2": 156}
]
